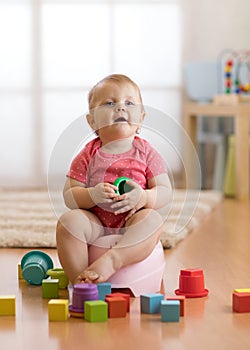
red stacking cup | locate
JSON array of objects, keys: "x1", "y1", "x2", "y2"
[{"x1": 175, "y1": 268, "x2": 209, "y2": 298}]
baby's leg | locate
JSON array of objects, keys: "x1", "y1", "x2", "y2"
[
  {"x1": 81, "y1": 208, "x2": 163, "y2": 283},
  {"x1": 56, "y1": 209, "x2": 104, "y2": 284}
]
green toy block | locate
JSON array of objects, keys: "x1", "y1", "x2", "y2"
[
  {"x1": 42, "y1": 278, "x2": 59, "y2": 298},
  {"x1": 0, "y1": 295, "x2": 16, "y2": 316},
  {"x1": 161, "y1": 300, "x2": 180, "y2": 322},
  {"x1": 48, "y1": 299, "x2": 69, "y2": 321},
  {"x1": 84, "y1": 300, "x2": 108, "y2": 322}
]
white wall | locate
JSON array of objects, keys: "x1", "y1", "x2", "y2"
[{"x1": 181, "y1": 0, "x2": 250, "y2": 62}]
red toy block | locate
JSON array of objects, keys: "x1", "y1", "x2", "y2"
[
  {"x1": 165, "y1": 295, "x2": 185, "y2": 316},
  {"x1": 106, "y1": 293, "x2": 130, "y2": 312},
  {"x1": 105, "y1": 297, "x2": 127, "y2": 318},
  {"x1": 232, "y1": 292, "x2": 250, "y2": 313}
]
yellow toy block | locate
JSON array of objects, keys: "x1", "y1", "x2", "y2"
[
  {"x1": 48, "y1": 299, "x2": 69, "y2": 321},
  {"x1": 234, "y1": 288, "x2": 250, "y2": 293},
  {"x1": 0, "y1": 295, "x2": 16, "y2": 316},
  {"x1": 18, "y1": 263, "x2": 23, "y2": 280}
]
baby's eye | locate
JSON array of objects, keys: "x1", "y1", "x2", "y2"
[
  {"x1": 125, "y1": 100, "x2": 135, "y2": 106},
  {"x1": 105, "y1": 101, "x2": 115, "y2": 106}
]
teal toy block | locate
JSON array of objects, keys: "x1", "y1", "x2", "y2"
[
  {"x1": 97, "y1": 282, "x2": 112, "y2": 301},
  {"x1": 161, "y1": 300, "x2": 180, "y2": 322},
  {"x1": 84, "y1": 300, "x2": 108, "y2": 322},
  {"x1": 42, "y1": 279, "x2": 59, "y2": 299},
  {"x1": 140, "y1": 293, "x2": 164, "y2": 314}
]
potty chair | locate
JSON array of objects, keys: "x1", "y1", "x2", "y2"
[{"x1": 88, "y1": 235, "x2": 166, "y2": 297}]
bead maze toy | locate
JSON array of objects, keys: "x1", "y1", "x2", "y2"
[{"x1": 214, "y1": 49, "x2": 250, "y2": 104}]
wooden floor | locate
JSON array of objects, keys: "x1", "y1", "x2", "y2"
[{"x1": 0, "y1": 198, "x2": 250, "y2": 350}]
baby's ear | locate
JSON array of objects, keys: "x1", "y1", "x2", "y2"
[{"x1": 86, "y1": 113, "x2": 96, "y2": 130}]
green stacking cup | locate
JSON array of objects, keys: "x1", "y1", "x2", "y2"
[{"x1": 21, "y1": 250, "x2": 54, "y2": 285}]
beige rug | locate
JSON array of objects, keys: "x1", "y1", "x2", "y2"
[{"x1": 0, "y1": 189, "x2": 222, "y2": 249}]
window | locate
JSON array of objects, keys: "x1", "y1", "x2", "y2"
[{"x1": 0, "y1": 0, "x2": 181, "y2": 187}]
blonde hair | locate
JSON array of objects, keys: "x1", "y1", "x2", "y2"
[{"x1": 88, "y1": 74, "x2": 143, "y2": 110}]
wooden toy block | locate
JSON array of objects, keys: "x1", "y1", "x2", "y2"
[
  {"x1": 161, "y1": 300, "x2": 180, "y2": 322},
  {"x1": 48, "y1": 299, "x2": 69, "y2": 321},
  {"x1": 232, "y1": 292, "x2": 250, "y2": 313},
  {"x1": 0, "y1": 295, "x2": 16, "y2": 316},
  {"x1": 84, "y1": 300, "x2": 108, "y2": 322},
  {"x1": 106, "y1": 292, "x2": 130, "y2": 312},
  {"x1": 42, "y1": 279, "x2": 59, "y2": 299},
  {"x1": 97, "y1": 282, "x2": 112, "y2": 301},
  {"x1": 105, "y1": 297, "x2": 127, "y2": 318},
  {"x1": 166, "y1": 295, "x2": 185, "y2": 316},
  {"x1": 234, "y1": 288, "x2": 250, "y2": 293},
  {"x1": 18, "y1": 263, "x2": 23, "y2": 280},
  {"x1": 140, "y1": 293, "x2": 164, "y2": 314}
]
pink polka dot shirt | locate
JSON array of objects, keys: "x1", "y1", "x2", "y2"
[{"x1": 67, "y1": 136, "x2": 167, "y2": 231}]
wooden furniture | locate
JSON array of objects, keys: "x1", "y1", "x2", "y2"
[{"x1": 183, "y1": 101, "x2": 250, "y2": 200}]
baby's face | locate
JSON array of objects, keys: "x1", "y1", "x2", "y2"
[{"x1": 87, "y1": 81, "x2": 145, "y2": 143}]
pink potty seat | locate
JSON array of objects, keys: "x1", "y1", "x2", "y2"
[{"x1": 88, "y1": 235, "x2": 166, "y2": 297}]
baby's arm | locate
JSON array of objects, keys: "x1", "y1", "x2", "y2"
[
  {"x1": 143, "y1": 173, "x2": 172, "y2": 209},
  {"x1": 63, "y1": 178, "x2": 118, "y2": 209}
]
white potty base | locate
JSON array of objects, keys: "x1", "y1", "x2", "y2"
[{"x1": 88, "y1": 235, "x2": 166, "y2": 297}]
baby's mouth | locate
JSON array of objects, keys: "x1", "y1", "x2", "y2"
[{"x1": 114, "y1": 117, "x2": 127, "y2": 123}]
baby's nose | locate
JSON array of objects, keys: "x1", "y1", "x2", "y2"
[{"x1": 115, "y1": 102, "x2": 125, "y2": 112}]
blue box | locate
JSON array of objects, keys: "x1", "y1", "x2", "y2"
[
  {"x1": 97, "y1": 282, "x2": 112, "y2": 301},
  {"x1": 161, "y1": 300, "x2": 180, "y2": 322},
  {"x1": 140, "y1": 293, "x2": 164, "y2": 314}
]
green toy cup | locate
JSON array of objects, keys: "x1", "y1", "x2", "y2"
[
  {"x1": 46, "y1": 268, "x2": 69, "y2": 289},
  {"x1": 21, "y1": 250, "x2": 54, "y2": 285},
  {"x1": 114, "y1": 177, "x2": 133, "y2": 195}
]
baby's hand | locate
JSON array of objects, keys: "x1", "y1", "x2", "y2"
[
  {"x1": 111, "y1": 180, "x2": 146, "y2": 219},
  {"x1": 88, "y1": 183, "x2": 118, "y2": 205}
]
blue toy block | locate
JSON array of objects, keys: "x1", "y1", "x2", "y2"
[
  {"x1": 97, "y1": 282, "x2": 112, "y2": 301},
  {"x1": 161, "y1": 300, "x2": 180, "y2": 322},
  {"x1": 140, "y1": 293, "x2": 164, "y2": 314}
]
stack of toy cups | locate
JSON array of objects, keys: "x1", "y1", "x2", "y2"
[
  {"x1": 175, "y1": 268, "x2": 209, "y2": 298},
  {"x1": 69, "y1": 284, "x2": 99, "y2": 317}
]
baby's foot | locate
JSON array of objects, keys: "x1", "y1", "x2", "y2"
[
  {"x1": 74, "y1": 249, "x2": 121, "y2": 285},
  {"x1": 74, "y1": 270, "x2": 105, "y2": 285}
]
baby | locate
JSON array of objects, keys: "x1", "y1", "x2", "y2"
[{"x1": 56, "y1": 74, "x2": 172, "y2": 284}]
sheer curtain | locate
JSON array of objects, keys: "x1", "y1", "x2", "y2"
[{"x1": 0, "y1": 0, "x2": 181, "y2": 188}]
